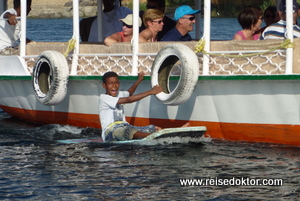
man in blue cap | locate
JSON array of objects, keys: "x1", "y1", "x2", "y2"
[
  {"x1": 161, "y1": 5, "x2": 200, "y2": 41},
  {"x1": 261, "y1": 0, "x2": 300, "y2": 39}
]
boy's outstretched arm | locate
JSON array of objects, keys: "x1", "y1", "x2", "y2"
[
  {"x1": 118, "y1": 85, "x2": 162, "y2": 105},
  {"x1": 127, "y1": 72, "x2": 145, "y2": 96}
]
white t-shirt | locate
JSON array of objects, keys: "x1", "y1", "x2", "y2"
[
  {"x1": 99, "y1": 91, "x2": 129, "y2": 140},
  {"x1": 261, "y1": 20, "x2": 300, "y2": 40},
  {"x1": 0, "y1": 8, "x2": 21, "y2": 50},
  {"x1": 88, "y1": 6, "x2": 132, "y2": 42}
]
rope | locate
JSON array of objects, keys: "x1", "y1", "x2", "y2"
[
  {"x1": 63, "y1": 38, "x2": 76, "y2": 57},
  {"x1": 194, "y1": 37, "x2": 295, "y2": 58}
]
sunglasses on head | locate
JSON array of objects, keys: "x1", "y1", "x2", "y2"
[
  {"x1": 146, "y1": 5, "x2": 158, "y2": 9},
  {"x1": 152, "y1": 20, "x2": 163, "y2": 24},
  {"x1": 122, "y1": 22, "x2": 133, "y2": 28},
  {"x1": 181, "y1": 16, "x2": 196, "y2": 21}
]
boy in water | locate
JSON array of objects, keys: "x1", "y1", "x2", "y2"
[{"x1": 99, "y1": 71, "x2": 163, "y2": 142}]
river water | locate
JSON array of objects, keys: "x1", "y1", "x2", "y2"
[
  {"x1": 0, "y1": 18, "x2": 300, "y2": 200},
  {"x1": 0, "y1": 111, "x2": 299, "y2": 200}
]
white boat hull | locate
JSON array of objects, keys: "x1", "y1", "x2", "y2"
[{"x1": 1, "y1": 75, "x2": 300, "y2": 146}]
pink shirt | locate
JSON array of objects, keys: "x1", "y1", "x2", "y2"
[
  {"x1": 119, "y1": 32, "x2": 125, "y2": 42},
  {"x1": 235, "y1": 31, "x2": 259, "y2": 40}
]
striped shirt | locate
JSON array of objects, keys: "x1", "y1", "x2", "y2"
[{"x1": 260, "y1": 20, "x2": 300, "y2": 40}]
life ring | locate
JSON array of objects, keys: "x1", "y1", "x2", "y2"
[
  {"x1": 32, "y1": 50, "x2": 69, "y2": 105},
  {"x1": 151, "y1": 43, "x2": 199, "y2": 105}
]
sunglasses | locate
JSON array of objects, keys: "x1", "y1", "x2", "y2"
[
  {"x1": 122, "y1": 22, "x2": 133, "y2": 28},
  {"x1": 146, "y1": 5, "x2": 158, "y2": 9},
  {"x1": 152, "y1": 20, "x2": 163, "y2": 24},
  {"x1": 181, "y1": 16, "x2": 196, "y2": 21}
]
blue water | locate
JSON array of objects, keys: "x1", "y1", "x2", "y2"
[
  {"x1": 0, "y1": 18, "x2": 300, "y2": 200},
  {"x1": 26, "y1": 18, "x2": 242, "y2": 42},
  {"x1": 27, "y1": 18, "x2": 73, "y2": 42},
  {"x1": 0, "y1": 111, "x2": 299, "y2": 200}
]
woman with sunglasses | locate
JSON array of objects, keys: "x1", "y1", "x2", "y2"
[
  {"x1": 139, "y1": 0, "x2": 176, "y2": 41},
  {"x1": 104, "y1": 14, "x2": 142, "y2": 46},
  {"x1": 139, "y1": 9, "x2": 164, "y2": 42}
]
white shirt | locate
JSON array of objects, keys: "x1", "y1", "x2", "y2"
[
  {"x1": 0, "y1": 9, "x2": 21, "y2": 50},
  {"x1": 261, "y1": 20, "x2": 300, "y2": 40},
  {"x1": 88, "y1": 6, "x2": 132, "y2": 42},
  {"x1": 99, "y1": 91, "x2": 129, "y2": 140}
]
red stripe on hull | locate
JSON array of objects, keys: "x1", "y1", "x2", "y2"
[
  {"x1": 1, "y1": 106, "x2": 300, "y2": 146},
  {"x1": 1, "y1": 105, "x2": 100, "y2": 128}
]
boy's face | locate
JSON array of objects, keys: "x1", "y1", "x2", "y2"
[{"x1": 102, "y1": 76, "x2": 120, "y2": 97}]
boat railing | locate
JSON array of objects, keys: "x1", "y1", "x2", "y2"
[
  {"x1": 17, "y1": 0, "x2": 300, "y2": 76},
  {"x1": 23, "y1": 38, "x2": 300, "y2": 76}
]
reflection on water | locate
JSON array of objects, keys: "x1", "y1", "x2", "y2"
[{"x1": 0, "y1": 112, "x2": 299, "y2": 200}]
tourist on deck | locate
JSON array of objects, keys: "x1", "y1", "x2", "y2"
[
  {"x1": 261, "y1": 0, "x2": 300, "y2": 40},
  {"x1": 260, "y1": 6, "x2": 279, "y2": 33},
  {"x1": 0, "y1": 0, "x2": 32, "y2": 55},
  {"x1": 233, "y1": 6, "x2": 263, "y2": 40},
  {"x1": 104, "y1": 14, "x2": 142, "y2": 46},
  {"x1": 86, "y1": 0, "x2": 132, "y2": 42},
  {"x1": 161, "y1": 5, "x2": 200, "y2": 41},
  {"x1": 139, "y1": 0, "x2": 176, "y2": 41},
  {"x1": 139, "y1": 9, "x2": 164, "y2": 42}
]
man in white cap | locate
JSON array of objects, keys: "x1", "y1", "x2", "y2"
[
  {"x1": 161, "y1": 5, "x2": 200, "y2": 41},
  {"x1": 104, "y1": 14, "x2": 142, "y2": 46},
  {"x1": 87, "y1": 0, "x2": 132, "y2": 42},
  {"x1": 261, "y1": 0, "x2": 300, "y2": 39}
]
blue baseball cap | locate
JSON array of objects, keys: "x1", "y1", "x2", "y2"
[{"x1": 174, "y1": 5, "x2": 201, "y2": 21}]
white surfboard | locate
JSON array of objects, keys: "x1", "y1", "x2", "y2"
[{"x1": 57, "y1": 126, "x2": 207, "y2": 145}]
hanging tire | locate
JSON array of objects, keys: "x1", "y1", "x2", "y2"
[
  {"x1": 151, "y1": 43, "x2": 199, "y2": 105},
  {"x1": 32, "y1": 50, "x2": 69, "y2": 105}
]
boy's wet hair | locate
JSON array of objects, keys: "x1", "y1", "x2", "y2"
[{"x1": 102, "y1": 71, "x2": 119, "y2": 83}]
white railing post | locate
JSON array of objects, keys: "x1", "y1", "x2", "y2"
[
  {"x1": 285, "y1": 0, "x2": 293, "y2": 74},
  {"x1": 20, "y1": 0, "x2": 27, "y2": 57},
  {"x1": 131, "y1": 0, "x2": 139, "y2": 75},
  {"x1": 202, "y1": 0, "x2": 211, "y2": 75},
  {"x1": 70, "y1": 0, "x2": 80, "y2": 75}
]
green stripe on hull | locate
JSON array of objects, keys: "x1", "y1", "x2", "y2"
[{"x1": 0, "y1": 76, "x2": 31, "y2": 80}]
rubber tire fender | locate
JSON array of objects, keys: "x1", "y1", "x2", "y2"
[
  {"x1": 151, "y1": 43, "x2": 199, "y2": 105},
  {"x1": 32, "y1": 50, "x2": 69, "y2": 105}
]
